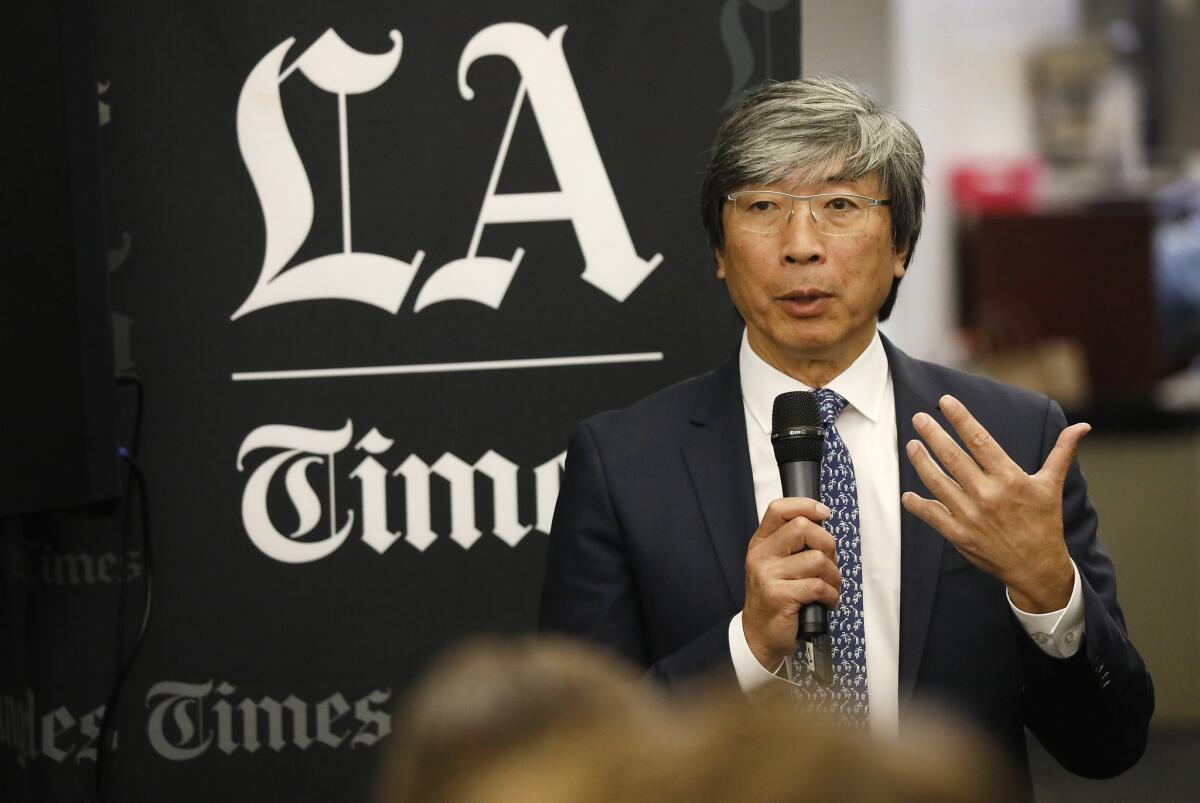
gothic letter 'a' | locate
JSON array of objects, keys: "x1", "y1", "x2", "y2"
[{"x1": 414, "y1": 23, "x2": 662, "y2": 311}]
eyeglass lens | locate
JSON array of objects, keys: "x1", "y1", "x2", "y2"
[{"x1": 732, "y1": 193, "x2": 872, "y2": 235}]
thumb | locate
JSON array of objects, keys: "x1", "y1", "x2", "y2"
[{"x1": 1039, "y1": 422, "x2": 1091, "y2": 486}]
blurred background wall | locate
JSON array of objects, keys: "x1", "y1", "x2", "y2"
[{"x1": 803, "y1": 1, "x2": 1199, "y2": 798}]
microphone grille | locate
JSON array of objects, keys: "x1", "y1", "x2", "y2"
[
  {"x1": 772, "y1": 390, "x2": 821, "y2": 431},
  {"x1": 773, "y1": 433, "x2": 823, "y2": 463}
]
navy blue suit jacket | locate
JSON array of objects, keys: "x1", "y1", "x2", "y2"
[{"x1": 540, "y1": 337, "x2": 1152, "y2": 784}]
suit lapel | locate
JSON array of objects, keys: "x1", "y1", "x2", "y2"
[
  {"x1": 882, "y1": 336, "x2": 950, "y2": 705},
  {"x1": 680, "y1": 339, "x2": 951, "y2": 696},
  {"x1": 681, "y1": 354, "x2": 758, "y2": 607}
]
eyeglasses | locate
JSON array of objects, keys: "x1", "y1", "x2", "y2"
[{"x1": 726, "y1": 191, "x2": 891, "y2": 236}]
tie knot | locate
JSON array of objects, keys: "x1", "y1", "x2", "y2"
[{"x1": 814, "y1": 388, "x2": 848, "y2": 425}]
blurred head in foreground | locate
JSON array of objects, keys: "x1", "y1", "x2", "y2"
[
  {"x1": 376, "y1": 635, "x2": 665, "y2": 802},
  {"x1": 377, "y1": 637, "x2": 1017, "y2": 803}
]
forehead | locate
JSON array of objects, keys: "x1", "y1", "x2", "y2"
[
  {"x1": 741, "y1": 161, "x2": 884, "y2": 196},
  {"x1": 787, "y1": 170, "x2": 882, "y2": 196}
]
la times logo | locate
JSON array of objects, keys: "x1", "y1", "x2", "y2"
[
  {"x1": 0, "y1": 683, "x2": 391, "y2": 766},
  {"x1": 234, "y1": 24, "x2": 661, "y2": 320},
  {"x1": 146, "y1": 680, "x2": 392, "y2": 760},
  {"x1": 230, "y1": 22, "x2": 670, "y2": 563},
  {"x1": 237, "y1": 420, "x2": 564, "y2": 564},
  {"x1": 8, "y1": 542, "x2": 144, "y2": 587}
]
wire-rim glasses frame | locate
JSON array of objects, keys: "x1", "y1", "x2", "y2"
[{"x1": 725, "y1": 190, "x2": 892, "y2": 237}]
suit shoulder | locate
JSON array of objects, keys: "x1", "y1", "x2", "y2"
[
  {"x1": 578, "y1": 363, "x2": 727, "y2": 443},
  {"x1": 907, "y1": 355, "x2": 1054, "y2": 417}
]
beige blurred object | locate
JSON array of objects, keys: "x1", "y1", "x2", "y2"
[
  {"x1": 375, "y1": 636, "x2": 668, "y2": 803},
  {"x1": 972, "y1": 339, "x2": 1090, "y2": 410},
  {"x1": 967, "y1": 300, "x2": 1091, "y2": 410},
  {"x1": 1029, "y1": 37, "x2": 1112, "y2": 166},
  {"x1": 450, "y1": 682, "x2": 1018, "y2": 803},
  {"x1": 378, "y1": 637, "x2": 1018, "y2": 803}
]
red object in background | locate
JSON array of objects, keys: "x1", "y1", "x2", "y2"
[{"x1": 951, "y1": 160, "x2": 1044, "y2": 213}]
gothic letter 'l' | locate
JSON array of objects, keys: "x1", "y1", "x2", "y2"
[{"x1": 233, "y1": 30, "x2": 424, "y2": 319}]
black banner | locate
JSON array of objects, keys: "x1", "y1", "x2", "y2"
[{"x1": 3, "y1": 1, "x2": 799, "y2": 799}]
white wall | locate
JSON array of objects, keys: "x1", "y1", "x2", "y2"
[
  {"x1": 801, "y1": 0, "x2": 893, "y2": 104},
  {"x1": 885, "y1": 0, "x2": 1082, "y2": 361}
]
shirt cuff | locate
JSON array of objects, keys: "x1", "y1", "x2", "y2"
[
  {"x1": 1007, "y1": 559, "x2": 1086, "y2": 658},
  {"x1": 729, "y1": 611, "x2": 786, "y2": 691}
]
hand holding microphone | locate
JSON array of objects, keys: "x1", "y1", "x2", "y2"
[
  {"x1": 771, "y1": 391, "x2": 835, "y2": 683},
  {"x1": 741, "y1": 391, "x2": 839, "y2": 679}
]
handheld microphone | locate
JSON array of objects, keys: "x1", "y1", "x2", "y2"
[{"x1": 771, "y1": 391, "x2": 833, "y2": 684}]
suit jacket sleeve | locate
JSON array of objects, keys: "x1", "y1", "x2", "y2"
[
  {"x1": 1019, "y1": 399, "x2": 1154, "y2": 778},
  {"x1": 538, "y1": 421, "x2": 733, "y2": 685}
]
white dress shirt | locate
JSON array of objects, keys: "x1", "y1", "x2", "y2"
[{"x1": 726, "y1": 329, "x2": 1085, "y2": 735}]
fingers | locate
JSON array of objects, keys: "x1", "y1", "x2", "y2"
[
  {"x1": 937, "y1": 395, "x2": 1019, "y2": 475},
  {"x1": 753, "y1": 498, "x2": 833, "y2": 556},
  {"x1": 912, "y1": 409, "x2": 985, "y2": 494},
  {"x1": 746, "y1": 502, "x2": 840, "y2": 610},
  {"x1": 753, "y1": 556, "x2": 840, "y2": 611},
  {"x1": 901, "y1": 491, "x2": 958, "y2": 543},
  {"x1": 743, "y1": 500, "x2": 842, "y2": 667},
  {"x1": 756, "y1": 497, "x2": 831, "y2": 535},
  {"x1": 914, "y1": 397, "x2": 1088, "y2": 494},
  {"x1": 905, "y1": 438, "x2": 969, "y2": 513},
  {"x1": 1039, "y1": 422, "x2": 1091, "y2": 486},
  {"x1": 776, "y1": 548, "x2": 841, "y2": 588},
  {"x1": 780, "y1": 577, "x2": 840, "y2": 610},
  {"x1": 755, "y1": 511, "x2": 836, "y2": 559}
]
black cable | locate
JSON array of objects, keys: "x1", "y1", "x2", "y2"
[
  {"x1": 95, "y1": 451, "x2": 151, "y2": 802},
  {"x1": 95, "y1": 376, "x2": 152, "y2": 802}
]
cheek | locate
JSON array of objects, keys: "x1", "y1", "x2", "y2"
[
  {"x1": 723, "y1": 248, "x2": 766, "y2": 294},
  {"x1": 829, "y1": 241, "x2": 896, "y2": 306}
]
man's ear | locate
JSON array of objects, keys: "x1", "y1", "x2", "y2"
[
  {"x1": 715, "y1": 248, "x2": 726, "y2": 279},
  {"x1": 892, "y1": 240, "x2": 910, "y2": 279}
]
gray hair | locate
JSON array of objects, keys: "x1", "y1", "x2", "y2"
[{"x1": 700, "y1": 77, "x2": 925, "y2": 320}]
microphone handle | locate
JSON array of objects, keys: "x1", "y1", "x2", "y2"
[{"x1": 778, "y1": 458, "x2": 828, "y2": 638}]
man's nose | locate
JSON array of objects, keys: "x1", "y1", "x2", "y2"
[{"x1": 781, "y1": 199, "x2": 824, "y2": 265}]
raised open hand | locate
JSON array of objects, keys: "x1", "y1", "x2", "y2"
[{"x1": 900, "y1": 394, "x2": 1089, "y2": 613}]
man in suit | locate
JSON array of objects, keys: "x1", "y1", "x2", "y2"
[{"x1": 539, "y1": 77, "x2": 1152, "y2": 789}]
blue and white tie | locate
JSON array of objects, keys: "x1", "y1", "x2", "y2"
[{"x1": 790, "y1": 388, "x2": 869, "y2": 723}]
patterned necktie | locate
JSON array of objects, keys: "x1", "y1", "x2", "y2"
[{"x1": 790, "y1": 388, "x2": 869, "y2": 723}]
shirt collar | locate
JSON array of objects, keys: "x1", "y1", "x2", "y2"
[{"x1": 739, "y1": 328, "x2": 890, "y2": 435}]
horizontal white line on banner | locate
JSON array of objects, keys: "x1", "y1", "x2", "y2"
[{"x1": 231, "y1": 351, "x2": 665, "y2": 382}]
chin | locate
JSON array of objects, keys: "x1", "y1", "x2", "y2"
[
  {"x1": 773, "y1": 333, "x2": 838, "y2": 359},
  {"x1": 777, "y1": 321, "x2": 838, "y2": 346}
]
